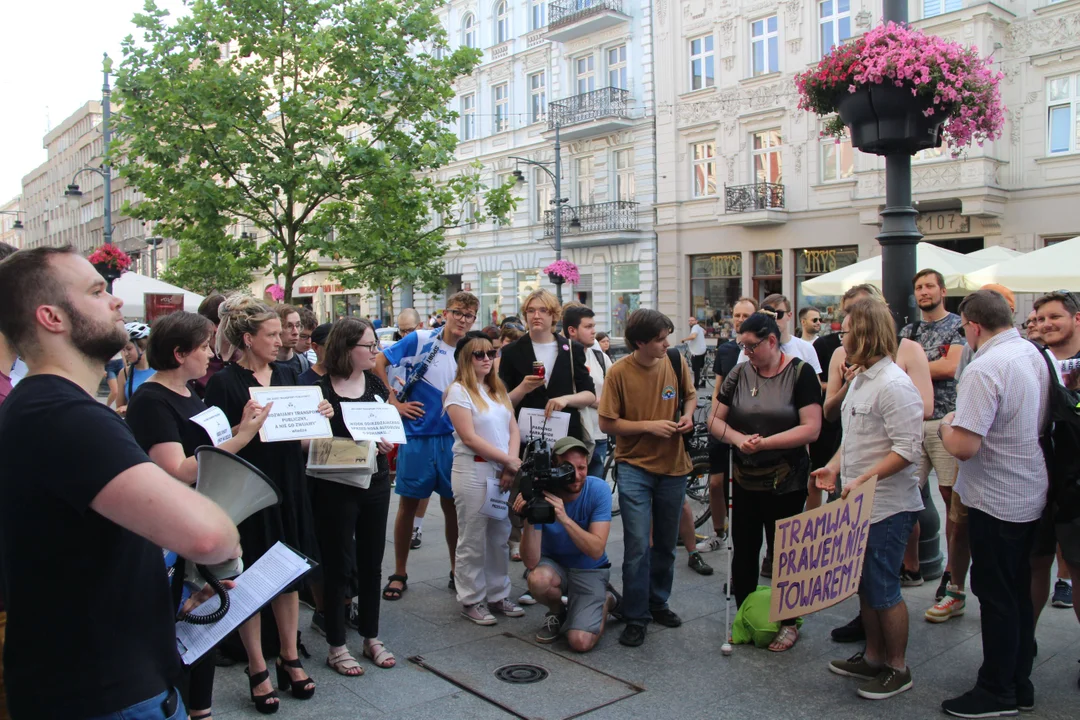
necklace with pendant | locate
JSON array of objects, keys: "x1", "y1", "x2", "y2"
[{"x1": 750, "y1": 352, "x2": 785, "y2": 397}]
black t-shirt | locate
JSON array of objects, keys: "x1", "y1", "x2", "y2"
[
  {"x1": 814, "y1": 333, "x2": 843, "y2": 385},
  {"x1": 712, "y1": 339, "x2": 742, "y2": 383},
  {"x1": 0, "y1": 375, "x2": 181, "y2": 718},
  {"x1": 126, "y1": 381, "x2": 214, "y2": 457},
  {"x1": 318, "y1": 372, "x2": 392, "y2": 478},
  {"x1": 278, "y1": 352, "x2": 310, "y2": 376}
]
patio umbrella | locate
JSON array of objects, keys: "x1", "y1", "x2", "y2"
[
  {"x1": 964, "y1": 246, "x2": 1024, "y2": 264},
  {"x1": 800, "y1": 242, "x2": 988, "y2": 297},
  {"x1": 960, "y1": 236, "x2": 1080, "y2": 292}
]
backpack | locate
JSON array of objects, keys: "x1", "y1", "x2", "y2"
[{"x1": 1032, "y1": 342, "x2": 1080, "y2": 522}]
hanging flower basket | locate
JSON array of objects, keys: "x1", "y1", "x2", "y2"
[
  {"x1": 88, "y1": 243, "x2": 132, "y2": 273},
  {"x1": 543, "y1": 260, "x2": 580, "y2": 286},
  {"x1": 266, "y1": 284, "x2": 285, "y2": 302},
  {"x1": 795, "y1": 22, "x2": 1005, "y2": 157}
]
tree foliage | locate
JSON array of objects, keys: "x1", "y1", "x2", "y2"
[{"x1": 115, "y1": 0, "x2": 513, "y2": 302}]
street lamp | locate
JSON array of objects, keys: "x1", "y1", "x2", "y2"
[
  {"x1": 0, "y1": 211, "x2": 23, "y2": 238},
  {"x1": 510, "y1": 124, "x2": 578, "y2": 302},
  {"x1": 65, "y1": 53, "x2": 115, "y2": 247},
  {"x1": 145, "y1": 236, "x2": 163, "y2": 278}
]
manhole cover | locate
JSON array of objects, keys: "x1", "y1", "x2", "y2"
[{"x1": 494, "y1": 663, "x2": 549, "y2": 684}]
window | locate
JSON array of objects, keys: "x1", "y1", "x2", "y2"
[
  {"x1": 922, "y1": 0, "x2": 962, "y2": 19},
  {"x1": 751, "y1": 15, "x2": 779, "y2": 76},
  {"x1": 613, "y1": 148, "x2": 635, "y2": 201},
  {"x1": 752, "y1": 129, "x2": 783, "y2": 184},
  {"x1": 517, "y1": 270, "x2": 542, "y2": 311},
  {"x1": 690, "y1": 254, "x2": 742, "y2": 338},
  {"x1": 576, "y1": 55, "x2": 596, "y2": 94},
  {"x1": 530, "y1": 1, "x2": 546, "y2": 31},
  {"x1": 752, "y1": 250, "x2": 783, "y2": 303},
  {"x1": 576, "y1": 156, "x2": 595, "y2": 204},
  {"x1": 529, "y1": 72, "x2": 546, "y2": 124},
  {"x1": 689, "y1": 35, "x2": 715, "y2": 91},
  {"x1": 820, "y1": 133, "x2": 854, "y2": 182},
  {"x1": 608, "y1": 45, "x2": 628, "y2": 89},
  {"x1": 819, "y1": 0, "x2": 851, "y2": 56},
  {"x1": 692, "y1": 141, "x2": 717, "y2": 197},
  {"x1": 493, "y1": 83, "x2": 509, "y2": 133},
  {"x1": 460, "y1": 93, "x2": 476, "y2": 140},
  {"x1": 495, "y1": 1, "x2": 509, "y2": 44},
  {"x1": 463, "y1": 13, "x2": 477, "y2": 48},
  {"x1": 914, "y1": 145, "x2": 947, "y2": 162},
  {"x1": 533, "y1": 167, "x2": 553, "y2": 223},
  {"x1": 795, "y1": 246, "x2": 859, "y2": 331},
  {"x1": 464, "y1": 198, "x2": 480, "y2": 228},
  {"x1": 610, "y1": 264, "x2": 641, "y2": 337},
  {"x1": 479, "y1": 272, "x2": 502, "y2": 326},
  {"x1": 1047, "y1": 75, "x2": 1080, "y2": 155}
]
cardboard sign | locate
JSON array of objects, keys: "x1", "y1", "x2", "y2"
[
  {"x1": 769, "y1": 477, "x2": 877, "y2": 622},
  {"x1": 144, "y1": 293, "x2": 185, "y2": 324}
]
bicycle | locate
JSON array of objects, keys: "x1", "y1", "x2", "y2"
[{"x1": 680, "y1": 344, "x2": 715, "y2": 391}]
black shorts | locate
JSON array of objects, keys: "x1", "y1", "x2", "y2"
[
  {"x1": 708, "y1": 438, "x2": 730, "y2": 475},
  {"x1": 1034, "y1": 504, "x2": 1080, "y2": 567}
]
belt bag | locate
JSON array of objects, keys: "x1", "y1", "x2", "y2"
[{"x1": 733, "y1": 453, "x2": 806, "y2": 493}]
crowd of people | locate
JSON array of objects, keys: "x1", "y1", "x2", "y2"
[{"x1": 0, "y1": 239, "x2": 1077, "y2": 719}]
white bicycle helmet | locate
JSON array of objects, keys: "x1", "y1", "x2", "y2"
[{"x1": 125, "y1": 322, "x2": 151, "y2": 340}]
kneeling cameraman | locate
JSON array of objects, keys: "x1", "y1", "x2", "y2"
[{"x1": 512, "y1": 437, "x2": 620, "y2": 651}]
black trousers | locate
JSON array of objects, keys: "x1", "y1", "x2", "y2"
[
  {"x1": 691, "y1": 353, "x2": 706, "y2": 387},
  {"x1": 732, "y1": 482, "x2": 806, "y2": 624},
  {"x1": 313, "y1": 475, "x2": 392, "y2": 646},
  {"x1": 179, "y1": 654, "x2": 215, "y2": 710},
  {"x1": 968, "y1": 507, "x2": 1038, "y2": 704}
]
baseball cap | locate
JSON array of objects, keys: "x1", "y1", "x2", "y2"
[
  {"x1": 552, "y1": 436, "x2": 589, "y2": 456},
  {"x1": 311, "y1": 323, "x2": 333, "y2": 346}
]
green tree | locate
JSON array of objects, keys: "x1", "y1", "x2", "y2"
[{"x1": 115, "y1": 0, "x2": 513, "y2": 302}]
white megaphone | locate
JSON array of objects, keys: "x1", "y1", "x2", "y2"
[{"x1": 177, "y1": 446, "x2": 281, "y2": 624}]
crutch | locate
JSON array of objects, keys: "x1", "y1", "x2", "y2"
[{"x1": 721, "y1": 453, "x2": 734, "y2": 656}]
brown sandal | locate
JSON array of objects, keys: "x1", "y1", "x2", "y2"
[
  {"x1": 326, "y1": 647, "x2": 364, "y2": 677},
  {"x1": 363, "y1": 639, "x2": 396, "y2": 668},
  {"x1": 768, "y1": 625, "x2": 799, "y2": 652}
]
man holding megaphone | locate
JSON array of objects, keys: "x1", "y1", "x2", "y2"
[{"x1": 0, "y1": 247, "x2": 242, "y2": 720}]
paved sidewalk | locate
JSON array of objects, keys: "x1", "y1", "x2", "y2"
[{"x1": 206, "y1": 485, "x2": 1079, "y2": 720}]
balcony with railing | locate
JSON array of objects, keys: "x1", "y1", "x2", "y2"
[
  {"x1": 543, "y1": 200, "x2": 639, "y2": 245},
  {"x1": 720, "y1": 183, "x2": 788, "y2": 226},
  {"x1": 546, "y1": 87, "x2": 633, "y2": 140},
  {"x1": 546, "y1": 0, "x2": 630, "y2": 43}
]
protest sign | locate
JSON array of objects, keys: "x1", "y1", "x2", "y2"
[
  {"x1": 769, "y1": 477, "x2": 877, "y2": 622},
  {"x1": 340, "y1": 402, "x2": 407, "y2": 444},
  {"x1": 517, "y1": 408, "x2": 570, "y2": 444},
  {"x1": 189, "y1": 406, "x2": 232, "y2": 446},
  {"x1": 247, "y1": 386, "x2": 332, "y2": 443}
]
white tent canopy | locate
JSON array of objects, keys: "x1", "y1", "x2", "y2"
[
  {"x1": 112, "y1": 272, "x2": 205, "y2": 319},
  {"x1": 964, "y1": 246, "x2": 1025, "y2": 264},
  {"x1": 961, "y1": 236, "x2": 1080, "y2": 292},
  {"x1": 800, "y1": 242, "x2": 990, "y2": 297}
]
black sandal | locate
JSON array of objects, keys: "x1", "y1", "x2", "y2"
[
  {"x1": 245, "y1": 667, "x2": 279, "y2": 715},
  {"x1": 382, "y1": 574, "x2": 408, "y2": 601},
  {"x1": 276, "y1": 656, "x2": 316, "y2": 700}
]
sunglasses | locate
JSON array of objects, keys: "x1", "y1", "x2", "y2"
[
  {"x1": 472, "y1": 350, "x2": 498, "y2": 360},
  {"x1": 762, "y1": 308, "x2": 787, "y2": 320}
]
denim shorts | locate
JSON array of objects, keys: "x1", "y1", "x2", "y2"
[
  {"x1": 83, "y1": 688, "x2": 185, "y2": 720},
  {"x1": 395, "y1": 434, "x2": 454, "y2": 499},
  {"x1": 860, "y1": 510, "x2": 918, "y2": 610}
]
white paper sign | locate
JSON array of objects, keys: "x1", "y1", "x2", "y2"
[
  {"x1": 476, "y1": 462, "x2": 509, "y2": 520},
  {"x1": 247, "y1": 386, "x2": 332, "y2": 443},
  {"x1": 517, "y1": 408, "x2": 571, "y2": 444},
  {"x1": 340, "y1": 402, "x2": 408, "y2": 444},
  {"x1": 190, "y1": 406, "x2": 233, "y2": 447}
]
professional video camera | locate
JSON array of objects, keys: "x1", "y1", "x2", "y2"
[{"x1": 516, "y1": 437, "x2": 576, "y2": 525}]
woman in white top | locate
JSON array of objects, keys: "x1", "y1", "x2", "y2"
[
  {"x1": 813, "y1": 298, "x2": 924, "y2": 701},
  {"x1": 445, "y1": 331, "x2": 523, "y2": 625}
]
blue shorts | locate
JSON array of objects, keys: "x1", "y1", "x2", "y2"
[
  {"x1": 105, "y1": 358, "x2": 124, "y2": 380},
  {"x1": 395, "y1": 435, "x2": 454, "y2": 499},
  {"x1": 860, "y1": 510, "x2": 918, "y2": 610}
]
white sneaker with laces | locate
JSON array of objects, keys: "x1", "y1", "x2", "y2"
[
  {"x1": 488, "y1": 598, "x2": 525, "y2": 617},
  {"x1": 695, "y1": 535, "x2": 725, "y2": 553},
  {"x1": 461, "y1": 602, "x2": 497, "y2": 625}
]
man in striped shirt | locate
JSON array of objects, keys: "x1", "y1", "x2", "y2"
[{"x1": 938, "y1": 290, "x2": 1051, "y2": 718}]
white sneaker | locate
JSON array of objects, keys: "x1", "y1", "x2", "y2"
[
  {"x1": 695, "y1": 535, "x2": 725, "y2": 553},
  {"x1": 518, "y1": 592, "x2": 537, "y2": 605},
  {"x1": 509, "y1": 541, "x2": 521, "y2": 561},
  {"x1": 488, "y1": 598, "x2": 525, "y2": 617},
  {"x1": 461, "y1": 602, "x2": 497, "y2": 625}
]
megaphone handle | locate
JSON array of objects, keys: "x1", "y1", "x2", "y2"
[{"x1": 177, "y1": 565, "x2": 231, "y2": 625}]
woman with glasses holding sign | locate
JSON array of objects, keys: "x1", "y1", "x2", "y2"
[
  {"x1": 313, "y1": 318, "x2": 398, "y2": 677},
  {"x1": 814, "y1": 299, "x2": 924, "y2": 701},
  {"x1": 708, "y1": 312, "x2": 822, "y2": 652}
]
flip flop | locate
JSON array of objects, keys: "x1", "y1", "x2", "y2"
[{"x1": 382, "y1": 574, "x2": 407, "y2": 601}]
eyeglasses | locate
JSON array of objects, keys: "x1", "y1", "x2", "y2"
[
  {"x1": 836, "y1": 331, "x2": 849, "y2": 339},
  {"x1": 299, "y1": 333, "x2": 312, "y2": 340},
  {"x1": 525, "y1": 307, "x2": 552, "y2": 316},
  {"x1": 284, "y1": 322, "x2": 302, "y2": 330},
  {"x1": 471, "y1": 349, "x2": 498, "y2": 360},
  {"x1": 737, "y1": 338, "x2": 767, "y2": 354},
  {"x1": 352, "y1": 341, "x2": 381, "y2": 353},
  {"x1": 448, "y1": 308, "x2": 477, "y2": 323}
]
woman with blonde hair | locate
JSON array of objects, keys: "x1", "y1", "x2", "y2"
[
  {"x1": 205, "y1": 294, "x2": 332, "y2": 714},
  {"x1": 816, "y1": 298, "x2": 924, "y2": 700},
  {"x1": 445, "y1": 331, "x2": 523, "y2": 625}
]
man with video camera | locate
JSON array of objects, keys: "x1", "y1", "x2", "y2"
[{"x1": 512, "y1": 437, "x2": 620, "y2": 652}]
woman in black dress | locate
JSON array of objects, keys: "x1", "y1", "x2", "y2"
[
  {"x1": 125, "y1": 311, "x2": 270, "y2": 720},
  {"x1": 205, "y1": 295, "x2": 331, "y2": 713},
  {"x1": 314, "y1": 318, "x2": 398, "y2": 677}
]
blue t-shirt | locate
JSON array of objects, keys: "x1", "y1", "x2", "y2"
[
  {"x1": 540, "y1": 475, "x2": 612, "y2": 570},
  {"x1": 126, "y1": 366, "x2": 156, "y2": 398},
  {"x1": 381, "y1": 329, "x2": 457, "y2": 437},
  {"x1": 297, "y1": 367, "x2": 323, "y2": 386}
]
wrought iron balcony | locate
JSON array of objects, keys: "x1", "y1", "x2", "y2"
[
  {"x1": 724, "y1": 183, "x2": 786, "y2": 213},
  {"x1": 548, "y1": 87, "x2": 631, "y2": 136},
  {"x1": 546, "y1": 0, "x2": 630, "y2": 42},
  {"x1": 544, "y1": 200, "x2": 638, "y2": 237}
]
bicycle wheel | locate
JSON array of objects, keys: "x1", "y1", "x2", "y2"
[
  {"x1": 603, "y1": 447, "x2": 620, "y2": 517},
  {"x1": 685, "y1": 463, "x2": 712, "y2": 529}
]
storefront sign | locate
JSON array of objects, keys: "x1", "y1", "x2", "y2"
[
  {"x1": 917, "y1": 212, "x2": 970, "y2": 236},
  {"x1": 144, "y1": 293, "x2": 185, "y2": 323},
  {"x1": 297, "y1": 283, "x2": 343, "y2": 295}
]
